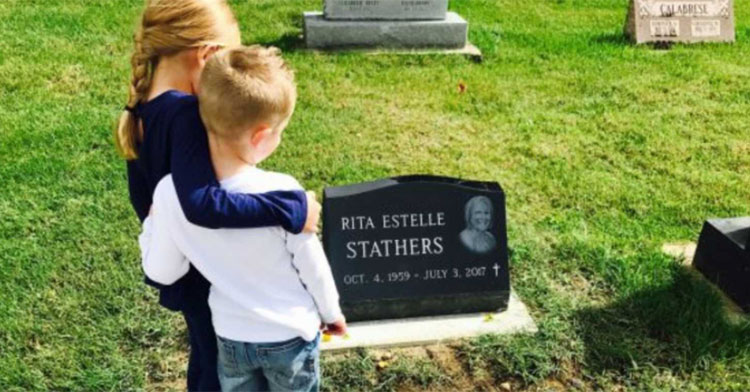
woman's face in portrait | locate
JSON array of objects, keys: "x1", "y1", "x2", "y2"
[{"x1": 470, "y1": 202, "x2": 491, "y2": 231}]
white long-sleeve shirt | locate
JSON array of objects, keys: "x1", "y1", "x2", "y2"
[{"x1": 139, "y1": 166, "x2": 342, "y2": 343}]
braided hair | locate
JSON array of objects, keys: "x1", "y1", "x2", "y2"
[{"x1": 114, "y1": 0, "x2": 237, "y2": 159}]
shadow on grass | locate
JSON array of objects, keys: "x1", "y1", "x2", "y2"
[
  {"x1": 575, "y1": 264, "x2": 750, "y2": 375},
  {"x1": 254, "y1": 13, "x2": 305, "y2": 52},
  {"x1": 590, "y1": 32, "x2": 629, "y2": 46},
  {"x1": 260, "y1": 32, "x2": 304, "y2": 52}
]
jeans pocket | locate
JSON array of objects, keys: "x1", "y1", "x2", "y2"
[
  {"x1": 216, "y1": 336, "x2": 242, "y2": 378},
  {"x1": 261, "y1": 337, "x2": 319, "y2": 391},
  {"x1": 303, "y1": 334, "x2": 320, "y2": 374},
  {"x1": 260, "y1": 336, "x2": 305, "y2": 353}
]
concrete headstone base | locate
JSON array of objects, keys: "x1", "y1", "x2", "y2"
[
  {"x1": 306, "y1": 43, "x2": 483, "y2": 62},
  {"x1": 321, "y1": 290, "x2": 537, "y2": 352}
]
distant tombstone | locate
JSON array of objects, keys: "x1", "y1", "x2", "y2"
[
  {"x1": 693, "y1": 217, "x2": 750, "y2": 312},
  {"x1": 624, "y1": 0, "x2": 735, "y2": 44},
  {"x1": 304, "y1": 0, "x2": 469, "y2": 50},
  {"x1": 323, "y1": 175, "x2": 510, "y2": 322}
]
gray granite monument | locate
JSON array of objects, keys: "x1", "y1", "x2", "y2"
[
  {"x1": 325, "y1": 0, "x2": 448, "y2": 20},
  {"x1": 625, "y1": 0, "x2": 735, "y2": 44},
  {"x1": 304, "y1": 0, "x2": 469, "y2": 50}
]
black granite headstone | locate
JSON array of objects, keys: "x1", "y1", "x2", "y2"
[
  {"x1": 323, "y1": 175, "x2": 510, "y2": 321},
  {"x1": 693, "y1": 217, "x2": 750, "y2": 312}
]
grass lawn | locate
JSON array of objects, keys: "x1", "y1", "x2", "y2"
[{"x1": 2, "y1": 0, "x2": 749, "y2": 390}]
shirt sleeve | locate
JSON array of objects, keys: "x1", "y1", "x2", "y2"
[
  {"x1": 127, "y1": 161, "x2": 151, "y2": 223},
  {"x1": 139, "y1": 188, "x2": 190, "y2": 285},
  {"x1": 168, "y1": 100, "x2": 307, "y2": 233},
  {"x1": 285, "y1": 232, "x2": 343, "y2": 324}
]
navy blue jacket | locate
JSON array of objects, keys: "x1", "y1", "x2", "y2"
[{"x1": 127, "y1": 90, "x2": 306, "y2": 310}]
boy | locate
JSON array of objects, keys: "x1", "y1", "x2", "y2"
[{"x1": 140, "y1": 46, "x2": 346, "y2": 392}]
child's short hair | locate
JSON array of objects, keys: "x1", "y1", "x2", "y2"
[{"x1": 199, "y1": 45, "x2": 296, "y2": 139}]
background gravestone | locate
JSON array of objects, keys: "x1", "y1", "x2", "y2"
[
  {"x1": 325, "y1": 0, "x2": 448, "y2": 20},
  {"x1": 304, "y1": 0, "x2": 469, "y2": 50},
  {"x1": 323, "y1": 175, "x2": 510, "y2": 322},
  {"x1": 693, "y1": 217, "x2": 750, "y2": 312},
  {"x1": 624, "y1": 0, "x2": 735, "y2": 43}
]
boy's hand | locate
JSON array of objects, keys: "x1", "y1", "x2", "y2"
[
  {"x1": 324, "y1": 318, "x2": 347, "y2": 336},
  {"x1": 303, "y1": 191, "x2": 321, "y2": 233}
]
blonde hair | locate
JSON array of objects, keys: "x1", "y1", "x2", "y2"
[
  {"x1": 198, "y1": 46, "x2": 297, "y2": 140},
  {"x1": 465, "y1": 196, "x2": 493, "y2": 229},
  {"x1": 114, "y1": 0, "x2": 238, "y2": 160}
]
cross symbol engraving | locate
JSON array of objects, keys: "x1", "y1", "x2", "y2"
[{"x1": 493, "y1": 263, "x2": 500, "y2": 277}]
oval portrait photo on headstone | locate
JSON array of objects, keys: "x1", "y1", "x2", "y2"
[{"x1": 460, "y1": 195, "x2": 497, "y2": 255}]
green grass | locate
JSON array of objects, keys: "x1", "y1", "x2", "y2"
[{"x1": 1, "y1": 0, "x2": 749, "y2": 390}]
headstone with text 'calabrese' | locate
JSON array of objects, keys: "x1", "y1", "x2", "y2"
[
  {"x1": 323, "y1": 175, "x2": 510, "y2": 322},
  {"x1": 625, "y1": 0, "x2": 735, "y2": 43}
]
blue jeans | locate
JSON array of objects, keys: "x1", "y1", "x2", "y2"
[{"x1": 216, "y1": 333, "x2": 320, "y2": 392}]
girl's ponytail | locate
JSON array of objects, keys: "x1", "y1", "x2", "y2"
[
  {"x1": 115, "y1": 28, "x2": 154, "y2": 160},
  {"x1": 114, "y1": 0, "x2": 237, "y2": 160}
]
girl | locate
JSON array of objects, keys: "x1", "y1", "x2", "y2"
[{"x1": 114, "y1": 1, "x2": 319, "y2": 390}]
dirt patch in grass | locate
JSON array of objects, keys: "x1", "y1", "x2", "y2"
[
  {"x1": 321, "y1": 343, "x2": 594, "y2": 392},
  {"x1": 145, "y1": 350, "x2": 187, "y2": 392}
]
